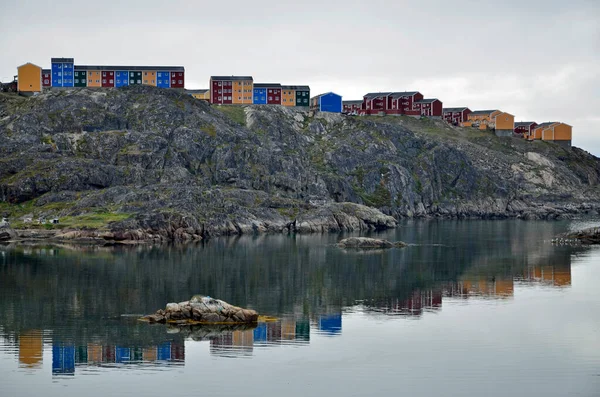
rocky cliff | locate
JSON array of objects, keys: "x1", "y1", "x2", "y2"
[{"x1": 1, "y1": 87, "x2": 599, "y2": 241}]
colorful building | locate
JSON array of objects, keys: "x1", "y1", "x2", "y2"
[
  {"x1": 186, "y1": 89, "x2": 210, "y2": 100},
  {"x1": 443, "y1": 107, "x2": 472, "y2": 125},
  {"x1": 343, "y1": 100, "x2": 363, "y2": 114},
  {"x1": 42, "y1": 69, "x2": 51, "y2": 88},
  {"x1": 210, "y1": 76, "x2": 253, "y2": 105},
  {"x1": 17, "y1": 62, "x2": 42, "y2": 93},
  {"x1": 253, "y1": 83, "x2": 282, "y2": 105},
  {"x1": 493, "y1": 111, "x2": 515, "y2": 136},
  {"x1": 310, "y1": 92, "x2": 343, "y2": 113},
  {"x1": 530, "y1": 122, "x2": 572, "y2": 146},
  {"x1": 64, "y1": 65, "x2": 184, "y2": 89},
  {"x1": 514, "y1": 121, "x2": 538, "y2": 136},
  {"x1": 415, "y1": 98, "x2": 443, "y2": 118},
  {"x1": 361, "y1": 91, "x2": 424, "y2": 115},
  {"x1": 51, "y1": 57, "x2": 74, "y2": 88},
  {"x1": 466, "y1": 110, "x2": 502, "y2": 129},
  {"x1": 281, "y1": 85, "x2": 310, "y2": 107}
]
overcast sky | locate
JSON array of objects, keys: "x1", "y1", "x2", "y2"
[{"x1": 1, "y1": 0, "x2": 599, "y2": 155}]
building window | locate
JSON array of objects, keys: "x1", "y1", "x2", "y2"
[
  {"x1": 110, "y1": 79, "x2": 114, "y2": 84},
  {"x1": 137, "y1": 80, "x2": 141, "y2": 84}
]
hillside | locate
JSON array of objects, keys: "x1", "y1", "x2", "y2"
[{"x1": 0, "y1": 87, "x2": 599, "y2": 241}]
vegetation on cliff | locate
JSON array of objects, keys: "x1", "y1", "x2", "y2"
[{"x1": 0, "y1": 87, "x2": 598, "y2": 241}]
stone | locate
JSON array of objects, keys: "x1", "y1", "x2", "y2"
[
  {"x1": 0, "y1": 225, "x2": 16, "y2": 242},
  {"x1": 165, "y1": 303, "x2": 180, "y2": 312},
  {"x1": 337, "y1": 237, "x2": 407, "y2": 249}
]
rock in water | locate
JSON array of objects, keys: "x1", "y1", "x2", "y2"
[
  {"x1": 337, "y1": 237, "x2": 407, "y2": 249},
  {"x1": 0, "y1": 224, "x2": 16, "y2": 241},
  {"x1": 142, "y1": 295, "x2": 259, "y2": 324},
  {"x1": 556, "y1": 227, "x2": 600, "y2": 245}
]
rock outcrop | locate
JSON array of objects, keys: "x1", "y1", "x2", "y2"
[
  {"x1": 0, "y1": 224, "x2": 16, "y2": 241},
  {"x1": 555, "y1": 227, "x2": 600, "y2": 245},
  {"x1": 1, "y1": 86, "x2": 599, "y2": 242},
  {"x1": 142, "y1": 295, "x2": 259, "y2": 324},
  {"x1": 337, "y1": 237, "x2": 407, "y2": 249}
]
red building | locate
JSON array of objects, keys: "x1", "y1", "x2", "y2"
[
  {"x1": 514, "y1": 121, "x2": 538, "y2": 136},
  {"x1": 42, "y1": 69, "x2": 51, "y2": 87},
  {"x1": 361, "y1": 91, "x2": 423, "y2": 115},
  {"x1": 343, "y1": 100, "x2": 363, "y2": 114},
  {"x1": 101, "y1": 71, "x2": 115, "y2": 87},
  {"x1": 443, "y1": 107, "x2": 472, "y2": 125},
  {"x1": 254, "y1": 83, "x2": 282, "y2": 105},
  {"x1": 170, "y1": 71, "x2": 185, "y2": 88},
  {"x1": 210, "y1": 78, "x2": 232, "y2": 104},
  {"x1": 415, "y1": 98, "x2": 443, "y2": 117}
]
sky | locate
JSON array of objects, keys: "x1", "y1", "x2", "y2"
[{"x1": 1, "y1": 0, "x2": 599, "y2": 155}]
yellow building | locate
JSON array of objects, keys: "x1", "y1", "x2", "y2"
[
  {"x1": 142, "y1": 70, "x2": 157, "y2": 86},
  {"x1": 493, "y1": 111, "x2": 515, "y2": 136},
  {"x1": 467, "y1": 110, "x2": 502, "y2": 129},
  {"x1": 186, "y1": 89, "x2": 210, "y2": 100},
  {"x1": 232, "y1": 78, "x2": 253, "y2": 104},
  {"x1": 87, "y1": 70, "x2": 102, "y2": 87},
  {"x1": 19, "y1": 330, "x2": 43, "y2": 367},
  {"x1": 532, "y1": 122, "x2": 573, "y2": 146},
  {"x1": 281, "y1": 86, "x2": 296, "y2": 107},
  {"x1": 17, "y1": 63, "x2": 42, "y2": 93}
]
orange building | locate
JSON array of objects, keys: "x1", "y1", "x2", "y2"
[
  {"x1": 493, "y1": 111, "x2": 515, "y2": 136},
  {"x1": 186, "y1": 89, "x2": 210, "y2": 100},
  {"x1": 19, "y1": 330, "x2": 43, "y2": 367},
  {"x1": 87, "y1": 70, "x2": 102, "y2": 87},
  {"x1": 17, "y1": 62, "x2": 42, "y2": 93},
  {"x1": 232, "y1": 78, "x2": 253, "y2": 104},
  {"x1": 142, "y1": 71, "x2": 157, "y2": 86},
  {"x1": 281, "y1": 87, "x2": 296, "y2": 106},
  {"x1": 466, "y1": 110, "x2": 502, "y2": 129},
  {"x1": 531, "y1": 122, "x2": 572, "y2": 146}
]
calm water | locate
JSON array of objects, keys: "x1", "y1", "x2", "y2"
[{"x1": 1, "y1": 220, "x2": 599, "y2": 397}]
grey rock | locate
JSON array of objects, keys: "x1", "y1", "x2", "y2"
[{"x1": 337, "y1": 237, "x2": 406, "y2": 249}]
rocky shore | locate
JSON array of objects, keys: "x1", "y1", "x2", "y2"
[
  {"x1": 1, "y1": 87, "x2": 599, "y2": 242},
  {"x1": 555, "y1": 227, "x2": 600, "y2": 245}
]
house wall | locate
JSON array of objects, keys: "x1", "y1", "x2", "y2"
[
  {"x1": 74, "y1": 71, "x2": 87, "y2": 87},
  {"x1": 170, "y1": 71, "x2": 184, "y2": 88},
  {"x1": 253, "y1": 88, "x2": 267, "y2": 104},
  {"x1": 211, "y1": 80, "x2": 223, "y2": 104},
  {"x1": 42, "y1": 71, "x2": 51, "y2": 87},
  {"x1": 232, "y1": 80, "x2": 252, "y2": 104},
  {"x1": 17, "y1": 63, "x2": 42, "y2": 92},
  {"x1": 51, "y1": 61, "x2": 74, "y2": 87},
  {"x1": 553, "y1": 124, "x2": 572, "y2": 141},
  {"x1": 320, "y1": 93, "x2": 342, "y2": 113},
  {"x1": 87, "y1": 71, "x2": 102, "y2": 87},
  {"x1": 116, "y1": 71, "x2": 129, "y2": 87},
  {"x1": 142, "y1": 71, "x2": 157, "y2": 86},
  {"x1": 495, "y1": 112, "x2": 514, "y2": 131},
  {"x1": 296, "y1": 90, "x2": 309, "y2": 106},
  {"x1": 156, "y1": 71, "x2": 170, "y2": 88},
  {"x1": 266, "y1": 87, "x2": 281, "y2": 105},
  {"x1": 102, "y1": 71, "x2": 115, "y2": 87},
  {"x1": 282, "y1": 89, "x2": 296, "y2": 106},
  {"x1": 129, "y1": 71, "x2": 142, "y2": 85}
]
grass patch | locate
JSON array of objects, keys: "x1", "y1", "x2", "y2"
[{"x1": 214, "y1": 105, "x2": 247, "y2": 126}]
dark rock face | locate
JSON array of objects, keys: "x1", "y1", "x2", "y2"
[
  {"x1": 1, "y1": 86, "x2": 599, "y2": 241},
  {"x1": 337, "y1": 237, "x2": 406, "y2": 249},
  {"x1": 0, "y1": 224, "x2": 16, "y2": 241},
  {"x1": 142, "y1": 295, "x2": 259, "y2": 324},
  {"x1": 557, "y1": 227, "x2": 600, "y2": 245}
]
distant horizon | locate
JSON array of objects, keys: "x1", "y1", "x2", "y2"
[{"x1": 2, "y1": 0, "x2": 598, "y2": 155}]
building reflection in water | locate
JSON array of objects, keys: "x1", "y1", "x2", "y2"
[{"x1": 19, "y1": 330, "x2": 43, "y2": 368}]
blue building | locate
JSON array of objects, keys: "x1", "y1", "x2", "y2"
[
  {"x1": 310, "y1": 92, "x2": 343, "y2": 113},
  {"x1": 157, "y1": 71, "x2": 170, "y2": 88},
  {"x1": 51, "y1": 57, "x2": 74, "y2": 87},
  {"x1": 52, "y1": 344, "x2": 75, "y2": 375},
  {"x1": 115, "y1": 71, "x2": 129, "y2": 88},
  {"x1": 318, "y1": 313, "x2": 342, "y2": 335},
  {"x1": 253, "y1": 86, "x2": 267, "y2": 104}
]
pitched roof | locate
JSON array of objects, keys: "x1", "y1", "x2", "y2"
[
  {"x1": 210, "y1": 76, "x2": 253, "y2": 81},
  {"x1": 253, "y1": 83, "x2": 281, "y2": 88},
  {"x1": 416, "y1": 98, "x2": 441, "y2": 104},
  {"x1": 17, "y1": 62, "x2": 42, "y2": 70},
  {"x1": 363, "y1": 92, "x2": 392, "y2": 99},
  {"x1": 75, "y1": 65, "x2": 185, "y2": 71},
  {"x1": 310, "y1": 92, "x2": 342, "y2": 100},
  {"x1": 515, "y1": 121, "x2": 537, "y2": 128},
  {"x1": 390, "y1": 91, "x2": 420, "y2": 98},
  {"x1": 343, "y1": 100, "x2": 363, "y2": 105},
  {"x1": 470, "y1": 109, "x2": 499, "y2": 115},
  {"x1": 280, "y1": 85, "x2": 310, "y2": 90},
  {"x1": 42, "y1": 69, "x2": 51, "y2": 73},
  {"x1": 535, "y1": 122, "x2": 558, "y2": 129},
  {"x1": 443, "y1": 107, "x2": 470, "y2": 112}
]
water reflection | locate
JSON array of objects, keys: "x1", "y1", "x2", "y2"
[{"x1": 0, "y1": 220, "x2": 595, "y2": 379}]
